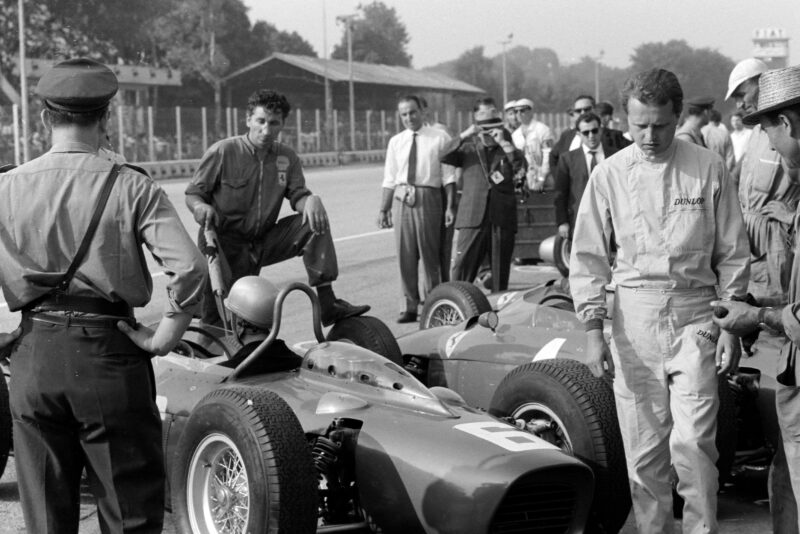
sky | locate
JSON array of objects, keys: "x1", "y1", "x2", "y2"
[{"x1": 242, "y1": 0, "x2": 799, "y2": 69}]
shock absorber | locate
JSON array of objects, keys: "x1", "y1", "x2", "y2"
[{"x1": 311, "y1": 436, "x2": 340, "y2": 480}]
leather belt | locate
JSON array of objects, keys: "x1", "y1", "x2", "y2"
[
  {"x1": 24, "y1": 311, "x2": 135, "y2": 329},
  {"x1": 24, "y1": 294, "x2": 132, "y2": 317}
]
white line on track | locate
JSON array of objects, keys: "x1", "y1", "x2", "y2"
[{"x1": 0, "y1": 229, "x2": 394, "y2": 310}]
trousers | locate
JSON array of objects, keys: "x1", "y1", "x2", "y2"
[
  {"x1": 772, "y1": 383, "x2": 800, "y2": 533},
  {"x1": 611, "y1": 286, "x2": 720, "y2": 534},
  {"x1": 200, "y1": 213, "x2": 339, "y2": 325},
  {"x1": 10, "y1": 314, "x2": 164, "y2": 534}
]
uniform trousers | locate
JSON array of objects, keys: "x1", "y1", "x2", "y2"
[
  {"x1": 451, "y1": 221, "x2": 515, "y2": 291},
  {"x1": 10, "y1": 314, "x2": 163, "y2": 534},
  {"x1": 772, "y1": 384, "x2": 800, "y2": 532},
  {"x1": 393, "y1": 186, "x2": 443, "y2": 312},
  {"x1": 200, "y1": 213, "x2": 339, "y2": 324},
  {"x1": 611, "y1": 286, "x2": 720, "y2": 534}
]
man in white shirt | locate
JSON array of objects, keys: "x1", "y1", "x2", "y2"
[
  {"x1": 729, "y1": 112, "x2": 752, "y2": 165},
  {"x1": 379, "y1": 95, "x2": 456, "y2": 323},
  {"x1": 511, "y1": 98, "x2": 554, "y2": 191}
]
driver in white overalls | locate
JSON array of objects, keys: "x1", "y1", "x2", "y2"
[{"x1": 569, "y1": 68, "x2": 750, "y2": 534}]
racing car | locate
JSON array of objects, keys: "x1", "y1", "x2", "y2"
[
  {"x1": 392, "y1": 279, "x2": 772, "y2": 533},
  {"x1": 152, "y1": 280, "x2": 596, "y2": 533}
]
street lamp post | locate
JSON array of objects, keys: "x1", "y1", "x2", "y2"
[
  {"x1": 499, "y1": 33, "x2": 513, "y2": 105},
  {"x1": 594, "y1": 50, "x2": 605, "y2": 103},
  {"x1": 336, "y1": 14, "x2": 358, "y2": 152}
]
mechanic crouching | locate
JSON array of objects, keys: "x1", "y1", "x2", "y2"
[
  {"x1": 569, "y1": 68, "x2": 750, "y2": 534},
  {"x1": 713, "y1": 64, "x2": 800, "y2": 534},
  {"x1": 0, "y1": 59, "x2": 207, "y2": 533}
]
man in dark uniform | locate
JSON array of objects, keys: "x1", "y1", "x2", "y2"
[
  {"x1": 675, "y1": 96, "x2": 714, "y2": 147},
  {"x1": 0, "y1": 58, "x2": 207, "y2": 533},
  {"x1": 185, "y1": 89, "x2": 369, "y2": 327},
  {"x1": 441, "y1": 108, "x2": 526, "y2": 290}
]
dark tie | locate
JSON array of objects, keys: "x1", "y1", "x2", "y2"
[
  {"x1": 589, "y1": 150, "x2": 597, "y2": 172},
  {"x1": 407, "y1": 132, "x2": 417, "y2": 185}
]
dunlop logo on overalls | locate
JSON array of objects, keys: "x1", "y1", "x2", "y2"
[
  {"x1": 696, "y1": 329, "x2": 718, "y2": 344},
  {"x1": 673, "y1": 197, "x2": 705, "y2": 206},
  {"x1": 276, "y1": 155, "x2": 290, "y2": 186}
]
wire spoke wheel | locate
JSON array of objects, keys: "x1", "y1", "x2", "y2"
[
  {"x1": 426, "y1": 299, "x2": 466, "y2": 327},
  {"x1": 188, "y1": 433, "x2": 250, "y2": 534},
  {"x1": 511, "y1": 402, "x2": 574, "y2": 454}
]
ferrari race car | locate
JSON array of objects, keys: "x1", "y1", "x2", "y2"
[
  {"x1": 393, "y1": 279, "x2": 779, "y2": 533},
  {"x1": 151, "y1": 281, "x2": 596, "y2": 533}
]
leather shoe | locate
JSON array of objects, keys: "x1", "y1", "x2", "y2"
[
  {"x1": 321, "y1": 298, "x2": 371, "y2": 327},
  {"x1": 396, "y1": 311, "x2": 418, "y2": 324}
]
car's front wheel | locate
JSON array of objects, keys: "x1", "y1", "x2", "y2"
[
  {"x1": 171, "y1": 387, "x2": 317, "y2": 534},
  {"x1": 489, "y1": 359, "x2": 630, "y2": 534},
  {"x1": 419, "y1": 281, "x2": 492, "y2": 329}
]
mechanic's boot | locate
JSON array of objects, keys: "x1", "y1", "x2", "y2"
[{"x1": 317, "y1": 284, "x2": 370, "y2": 326}]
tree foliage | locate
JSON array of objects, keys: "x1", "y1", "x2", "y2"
[
  {"x1": 331, "y1": 1, "x2": 411, "y2": 66},
  {"x1": 630, "y1": 40, "x2": 735, "y2": 105}
]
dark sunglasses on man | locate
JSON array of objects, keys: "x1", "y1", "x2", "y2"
[
  {"x1": 572, "y1": 106, "x2": 593, "y2": 115},
  {"x1": 580, "y1": 127, "x2": 600, "y2": 136}
]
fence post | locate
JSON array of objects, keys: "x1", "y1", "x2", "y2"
[
  {"x1": 12, "y1": 104, "x2": 20, "y2": 165},
  {"x1": 201, "y1": 107, "x2": 208, "y2": 152},
  {"x1": 296, "y1": 108, "x2": 302, "y2": 152},
  {"x1": 233, "y1": 108, "x2": 239, "y2": 136},
  {"x1": 315, "y1": 109, "x2": 321, "y2": 152},
  {"x1": 226, "y1": 107, "x2": 232, "y2": 138},
  {"x1": 396, "y1": 112, "x2": 401, "y2": 133},
  {"x1": 333, "y1": 109, "x2": 339, "y2": 152},
  {"x1": 117, "y1": 105, "x2": 125, "y2": 158},
  {"x1": 445, "y1": 109, "x2": 451, "y2": 130},
  {"x1": 458, "y1": 111, "x2": 463, "y2": 133},
  {"x1": 434, "y1": 110, "x2": 439, "y2": 124},
  {"x1": 147, "y1": 106, "x2": 155, "y2": 162},
  {"x1": 176, "y1": 106, "x2": 183, "y2": 160},
  {"x1": 380, "y1": 110, "x2": 386, "y2": 148},
  {"x1": 366, "y1": 110, "x2": 372, "y2": 151}
]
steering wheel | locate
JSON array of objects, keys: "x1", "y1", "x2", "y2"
[
  {"x1": 184, "y1": 325, "x2": 234, "y2": 360},
  {"x1": 539, "y1": 293, "x2": 575, "y2": 310}
]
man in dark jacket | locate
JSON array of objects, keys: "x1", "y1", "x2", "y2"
[{"x1": 441, "y1": 108, "x2": 526, "y2": 290}]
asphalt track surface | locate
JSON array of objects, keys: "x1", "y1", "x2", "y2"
[{"x1": 0, "y1": 163, "x2": 772, "y2": 532}]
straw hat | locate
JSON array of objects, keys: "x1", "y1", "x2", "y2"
[{"x1": 743, "y1": 65, "x2": 800, "y2": 125}]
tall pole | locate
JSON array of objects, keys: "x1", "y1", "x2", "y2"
[
  {"x1": 322, "y1": 0, "x2": 332, "y2": 151},
  {"x1": 339, "y1": 15, "x2": 357, "y2": 151},
  {"x1": 499, "y1": 34, "x2": 513, "y2": 105},
  {"x1": 18, "y1": 0, "x2": 29, "y2": 162},
  {"x1": 594, "y1": 50, "x2": 604, "y2": 103}
]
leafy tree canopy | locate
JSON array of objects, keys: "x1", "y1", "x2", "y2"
[{"x1": 331, "y1": 1, "x2": 411, "y2": 66}]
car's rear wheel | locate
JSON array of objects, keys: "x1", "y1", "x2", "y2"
[
  {"x1": 489, "y1": 359, "x2": 630, "y2": 534},
  {"x1": 171, "y1": 387, "x2": 317, "y2": 534},
  {"x1": 0, "y1": 373, "x2": 10, "y2": 479},
  {"x1": 326, "y1": 315, "x2": 403, "y2": 366},
  {"x1": 419, "y1": 282, "x2": 492, "y2": 329}
]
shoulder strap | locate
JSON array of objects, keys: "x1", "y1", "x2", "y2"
[{"x1": 55, "y1": 164, "x2": 122, "y2": 293}]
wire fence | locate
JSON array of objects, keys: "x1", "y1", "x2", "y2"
[{"x1": 0, "y1": 104, "x2": 577, "y2": 165}]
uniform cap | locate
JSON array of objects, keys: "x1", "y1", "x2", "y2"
[
  {"x1": 474, "y1": 109, "x2": 504, "y2": 130},
  {"x1": 685, "y1": 96, "x2": 715, "y2": 108},
  {"x1": 503, "y1": 100, "x2": 518, "y2": 111},
  {"x1": 514, "y1": 98, "x2": 534, "y2": 110},
  {"x1": 725, "y1": 58, "x2": 769, "y2": 101},
  {"x1": 37, "y1": 58, "x2": 118, "y2": 113},
  {"x1": 743, "y1": 65, "x2": 800, "y2": 125}
]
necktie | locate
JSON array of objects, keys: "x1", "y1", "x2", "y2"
[
  {"x1": 589, "y1": 150, "x2": 597, "y2": 172},
  {"x1": 407, "y1": 132, "x2": 417, "y2": 185}
]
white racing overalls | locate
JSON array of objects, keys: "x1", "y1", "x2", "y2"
[{"x1": 570, "y1": 139, "x2": 750, "y2": 534}]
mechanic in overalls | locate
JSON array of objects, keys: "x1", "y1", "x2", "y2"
[
  {"x1": 0, "y1": 58, "x2": 207, "y2": 533},
  {"x1": 569, "y1": 68, "x2": 750, "y2": 534}
]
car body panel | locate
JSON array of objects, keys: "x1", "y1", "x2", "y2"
[{"x1": 156, "y1": 337, "x2": 595, "y2": 533}]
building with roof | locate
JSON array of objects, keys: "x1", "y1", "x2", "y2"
[{"x1": 222, "y1": 53, "x2": 485, "y2": 117}]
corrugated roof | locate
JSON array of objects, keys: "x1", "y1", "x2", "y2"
[{"x1": 224, "y1": 53, "x2": 484, "y2": 94}]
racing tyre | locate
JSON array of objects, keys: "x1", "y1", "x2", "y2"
[
  {"x1": 0, "y1": 374, "x2": 9, "y2": 479},
  {"x1": 419, "y1": 281, "x2": 492, "y2": 329},
  {"x1": 326, "y1": 315, "x2": 403, "y2": 366},
  {"x1": 489, "y1": 359, "x2": 630, "y2": 534},
  {"x1": 553, "y1": 235, "x2": 571, "y2": 278},
  {"x1": 171, "y1": 387, "x2": 317, "y2": 534}
]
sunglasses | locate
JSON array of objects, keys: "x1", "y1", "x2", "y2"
[
  {"x1": 573, "y1": 106, "x2": 593, "y2": 114},
  {"x1": 579, "y1": 127, "x2": 600, "y2": 136}
]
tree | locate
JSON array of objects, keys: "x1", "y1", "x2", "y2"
[
  {"x1": 251, "y1": 21, "x2": 316, "y2": 57},
  {"x1": 331, "y1": 2, "x2": 411, "y2": 66},
  {"x1": 452, "y1": 46, "x2": 495, "y2": 97},
  {"x1": 630, "y1": 40, "x2": 735, "y2": 106}
]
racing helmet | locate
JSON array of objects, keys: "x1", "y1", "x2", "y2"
[{"x1": 224, "y1": 276, "x2": 278, "y2": 330}]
